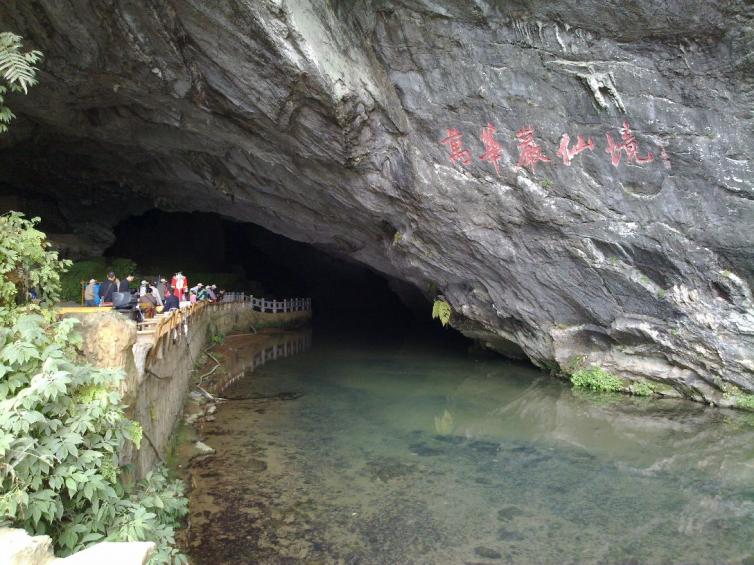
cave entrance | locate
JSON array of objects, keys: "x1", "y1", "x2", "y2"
[{"x1": 105, "y1": 209, "x2": 466, "y2": 345}]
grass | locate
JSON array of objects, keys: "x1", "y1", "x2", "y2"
[
  {"x1": 570, "y1": 366, "x2": 623, "y2": 393},
  {"x1": 541, "y1": 178, "x2": 554, "y2": 189}
]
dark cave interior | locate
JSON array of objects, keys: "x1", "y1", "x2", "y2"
[{"x1": 94, "y1": 209, "x2": 463, "y2": 348}]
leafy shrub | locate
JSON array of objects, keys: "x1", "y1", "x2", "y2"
[
  {"x1": 630, "y1": 379, "x2": 655, "y2": 397},
  {"x1": 0, "y1": 213, "x2": 70, "y2": 311},
  {"x1": 725, "y1": 391, "x2": 754, "y2": 411},
  {"x1": 432, "y1": 299, "x2": 451, "y2": 327},
  {"x1": 0, "y1": 212, "x2": 187, "y2": 561},
  {"x1": 59, "y1": 257, "x2": 137, "y2": 302},
  {"x1": 570, "y1": 366, "x2": 623, "y2": 393}
]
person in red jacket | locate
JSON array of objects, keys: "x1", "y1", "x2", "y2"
[{"x1": 171, "y1": 272, "x2": 188, "y2": 301}]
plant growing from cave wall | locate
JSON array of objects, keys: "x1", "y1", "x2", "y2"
[
  {"x1": 0, "y1": 212, "x2": 187, "y2": 562},
  {"x1": 432, "y1": 298, "x2": 452, "y2": 327},
  {"x1": 0, "y1": 32, "x2": 42, "y2": 133},
  {"x1": 570, "y1": 366, "x2": 623, "y2": 393}
]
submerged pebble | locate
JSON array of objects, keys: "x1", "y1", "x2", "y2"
[{"x1": 474, "y1": 546, "x2": 502, "y2": 559}]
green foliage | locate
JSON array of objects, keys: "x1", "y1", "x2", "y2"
[
  {"x1": 630, "y1": 379, "x2": 655, "y2": 397},
  {"x1": 432, "y1": 299, "x2": 451, "y2": 327},
  {"x1": 392, "y1": 231, "x2": 403, "y2": 245},
  {"x1": 541, "y1": 178, "x2": 553, "y2": 189},
  {"x1": 0, "y1": 33, "x2": 42, "y2": 133},
  {"x1": 0, "y1": 217, "x2": 187, "y2": 561},
  {"x1": 657, "y1": 288, "x2": 666, "y2": 299},
  {"x1": 211, "y1": 332, "x2": 224, "y2": 345},
  {"x1": 570, "y1": 366, "x2": 623, "y2": 393},
  {"x1": 0, "y1": 213, "x2": 70, "y2": 314},
  {"x1": 60, "y1": 257, "x2": 137, "y2": 302},
  {"x1": 725, "y1": 391, "x2": 754, "y2": 411}
]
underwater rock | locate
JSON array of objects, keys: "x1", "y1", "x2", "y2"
[
  {"x1": 497, "y1": 506, "x2": 526, "y2": 522},
  {"x1": 474, "y1": 546, "x2": 502, "y2": 559},
  {"x1": 194, "y1": 441, "x2": 215, "y2": 455}
]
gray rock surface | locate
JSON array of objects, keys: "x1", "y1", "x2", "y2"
[{"x1": 0, "y1": 1, "x2": 752, "y2": 402}]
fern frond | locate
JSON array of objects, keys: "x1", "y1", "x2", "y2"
[
  {"x1": 0, "y1": 39, "x2": 41, "y2": 93},
  {"x1": 0, "y1": 32, "x2": 41, "y2": 133},
  {"x1": 432, "y1": 299, "x2": 452, "y2": 327}
]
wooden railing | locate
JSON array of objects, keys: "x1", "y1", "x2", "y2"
[
  {"x1": 249, "y1": 296, "x2": 311, "y2": 313},
  {"x1": 134, "y1": 294, "x2": 311, "y2": 354}
]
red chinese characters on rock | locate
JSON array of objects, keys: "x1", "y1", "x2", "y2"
[
  {"x1": 605, "y1": 121, "x2": 654, "y2": 167},
  {"x1": 438, "y1": 121, "x2": 668, "y2": 174},
  {"x1": 556, "y1": 134, "x2": 594, "y2": 166},
  {"x1": 479, "y1": 122, "x2": 503, "y2": 176},
  {"x1": 441, "y1": 128, "x2": 472, "y2": 166},
  {"x1": 515, "y1": 126, "x2": 551, "y2": 172}
]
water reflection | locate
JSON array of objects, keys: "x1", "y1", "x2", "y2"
[
  {"x1": 208, "y1": 329, "x2": 311, "y2": 395},
  {"x1": 185, "y1": 335, "x2": 754, "y2": 564}
]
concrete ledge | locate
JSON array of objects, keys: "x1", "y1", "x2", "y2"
[{"x1": 0, "y1": 528, "x2": 154, "y2": 565}]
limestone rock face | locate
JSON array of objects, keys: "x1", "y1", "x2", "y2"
[{"x1": 1, "y1": 1, "x2": 752, "y2": 400}]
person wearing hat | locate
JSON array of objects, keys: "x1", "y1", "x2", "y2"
[
  {"x1": 189, "y1": 282, "x2": 203, "y2": 295},
  {"x1": 139, "y1": 280, "x2": 149, "y2": 296},
  {"x1": 84, "y1": 279, "x2": 97, "y2": 306},
  {"x1": 171, "y1": 271, "x2": 188, "y2": 301}
]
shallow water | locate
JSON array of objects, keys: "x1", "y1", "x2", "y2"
[{"x1": 185, "y1": 331, "x2": 754, "y2": 564}]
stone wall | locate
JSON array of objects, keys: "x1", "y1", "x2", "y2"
[{"x1": 65, "y1": 304, "x2": 311, "y2": 477}]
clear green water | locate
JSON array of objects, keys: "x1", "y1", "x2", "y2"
[{"x1": 186, "y1": 332, "x2": 754, "y2": 564}]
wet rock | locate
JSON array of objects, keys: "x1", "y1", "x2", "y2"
[
  {"x1": 366, "y1": 459, "x2": 416, "y2": 482},
  {"x1": 184, "y1": 413, "x2": 201, "y2": 425},
  {"x1": 468, "y1": 440, "x2": 501, "y2": 455},
  {"x1": 474, "y1": 546, "x2": 502, "y2": 559},
  {"x1": 194, "y1": 441, "x2": 215, "y2": 455},
  {"x1": 497, "y1": 506, "x2": 526, "y2": 522},
  {"x1": 434, "y1": 434, "x2": 465, "y2": 445},
  {"x1": 408, "y1": 443, "x2": 445, "y2": 457},
  {"x1": 248, "y1": 459, "x2": 268, "y2": 473},
  {"x1": 497, "y1": 528, "x2": 525, "y2": 541}
]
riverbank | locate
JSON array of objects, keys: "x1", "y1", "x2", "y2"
[{"x1": 169, "y1": 329, "x2": 312, "y2": 558}]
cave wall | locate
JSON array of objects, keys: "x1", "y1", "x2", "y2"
[{"x1": 0, "y1": 1, "x2": 752, "y2": 401}]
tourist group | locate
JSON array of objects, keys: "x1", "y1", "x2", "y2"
[{"x1": 84, "y1": 271, "x2": 226, "y2": 318}]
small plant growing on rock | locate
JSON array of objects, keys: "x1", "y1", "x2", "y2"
[
  {"x1": 432, "y1": 298, "x2": 451, "y2": 327},
  {"x1": 723, "y1": 389, "x2": 754, "y2": 411},
  {"x1": 541, "y1": 178, "x2": 553, "y2": 189},
  {"x1": 631, "y1": 379, "x2": 655, "y2": 397},
  {"x1": 657, "y1": 288, "x2": 666, "y2": 299},
  {"x1": 392, "y1": 231, "x2": 403, "y2": 245},
  {"x1": 570, "y1": 366, "x2": 623, "y2": 393}
]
